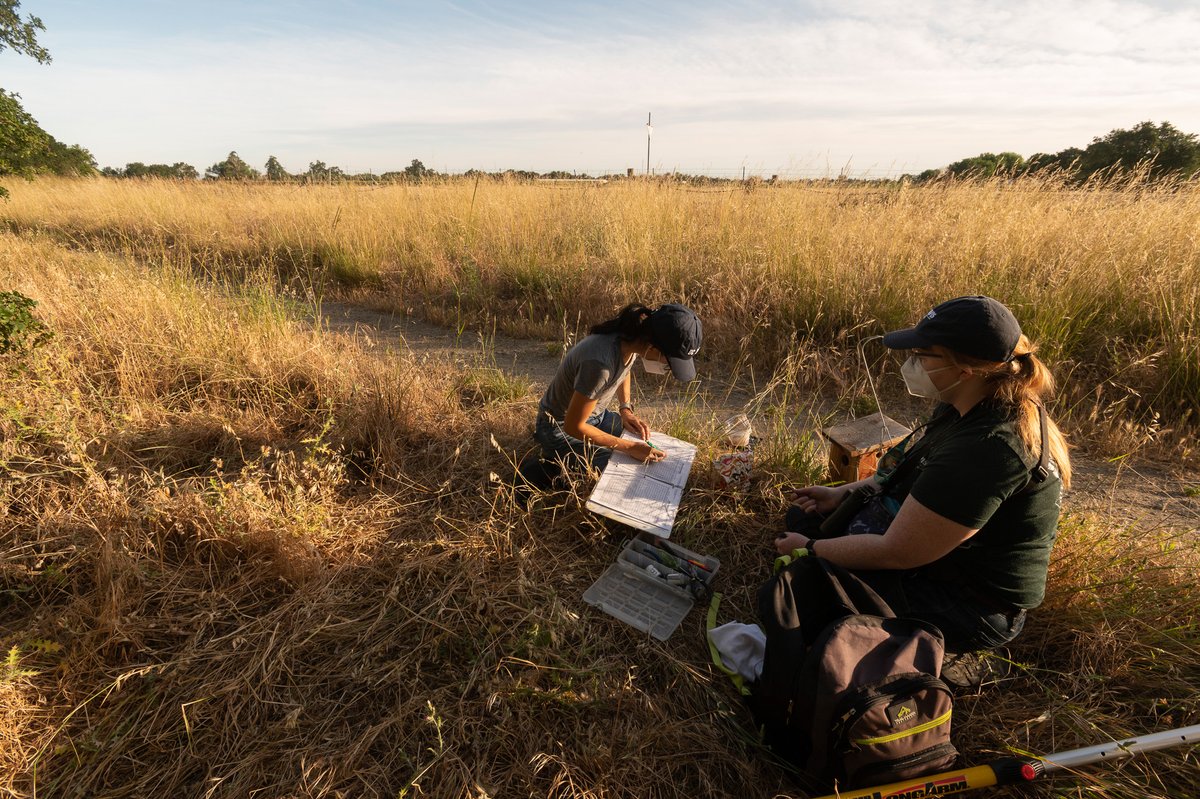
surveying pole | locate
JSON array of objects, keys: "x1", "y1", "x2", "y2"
[
  {"x1": 646, "y1": 113, "x2": 652, "y2": 175},
  {"x1": 811, "y1": 723, "x2": 1200, "y2": 799}
]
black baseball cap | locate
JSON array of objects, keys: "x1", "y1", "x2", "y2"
[
  {"x1": 649, "y1": 304, "x2": 703, "y2": 381},
  {"x1": 883, "y1": 296, "x2": 1021, "y2": 363}
]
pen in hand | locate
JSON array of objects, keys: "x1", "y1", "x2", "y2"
[{"x1": 640, "y1": 438, "x2": 665, "y2": 464}]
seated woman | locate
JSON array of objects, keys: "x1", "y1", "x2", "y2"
[
  {"x1": 776, "y1": 296, "x2": 1071, "y2": 654},
  {"x1": 534, "y1": 302, "x2": 702, "y2": 473}
]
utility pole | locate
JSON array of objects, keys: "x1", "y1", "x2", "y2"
[{"x1": 646, "y1": 113, "x2": 653, "y2": 176}]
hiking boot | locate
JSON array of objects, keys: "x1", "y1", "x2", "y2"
[
  {"x1": 513, "y1": 451, "x2": 567, "y2": 507},
  {"x1": 941, "y1": 648, "x2": 1012, "y2": 690}
]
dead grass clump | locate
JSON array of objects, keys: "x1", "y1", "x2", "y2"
[
  {"x1": 944, "y1": 514, "x2": 1200, "y2": 797},
  {"x1": 0, "y1": 676, "x2": 45, "y2": 789},
  {"x1": 1029, "y1": 516, "x2": 1198, "y2": 687}
]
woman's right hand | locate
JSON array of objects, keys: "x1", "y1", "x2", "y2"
[
  {"x1": 626, "y1": 441, "x2": 665, "y2": 463},
  {"x1": 789, "y1": 484, "x2": 846, "y2": 515}
]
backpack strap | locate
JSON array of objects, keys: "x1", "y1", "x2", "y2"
[
  {"x1": 816, "y1": 557, "x2": 896, "y2": 619},
  {"x1": 705, "y1": 592, "x2": 752, "y2": 696},
  {"x1": 1018, "y1": 403, "x2": 1051, "y2": 494},
  {"x1": 873, "y1": 405, "x2": 954, "y2": 490},
  {"x1": 772, "y1": 548, "x2": 809, "y2": 574}
]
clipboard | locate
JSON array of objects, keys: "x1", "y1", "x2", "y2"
[{"x1": 585, "y1": 430, "x2": 697, "y2": 538}]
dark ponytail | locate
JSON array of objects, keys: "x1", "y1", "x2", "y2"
[{"x1": 590, "y1": 303, "x2": 654, "y2": 341}]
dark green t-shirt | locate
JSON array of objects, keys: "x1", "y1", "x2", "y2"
[{"x1": 881, "y1": 402, "x2": 1063, "y2": 610}]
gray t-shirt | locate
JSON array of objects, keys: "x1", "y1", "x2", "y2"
[{"x1": 538, "y1": 333, "x2": 634, "y2": 422}]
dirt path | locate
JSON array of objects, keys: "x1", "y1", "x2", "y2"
[{"x1": 320, "y1": 302, "x2": 1200, "y2": 533}]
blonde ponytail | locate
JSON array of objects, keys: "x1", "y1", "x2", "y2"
[{"x1": 951, "y1": 335, "x2": 1072, "y2": 489}]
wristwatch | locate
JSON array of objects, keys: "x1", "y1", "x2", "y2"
[
  {"x1": 619, "y1": 402, "x2": 635, "y2": 413},
  {"x1": 805, "y1": 539, "x2": 819, "y2": 558}
]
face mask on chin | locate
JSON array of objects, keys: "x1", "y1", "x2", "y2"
[
  {"x1": 900, "y1": 355, "x2": 961, "y2": 400},
  {"x1": 642, "y1": 356, "x2": 669, "y2": 375}
]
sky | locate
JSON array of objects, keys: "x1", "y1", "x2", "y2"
[{"x1": 3, "y1": 0, "x2": 1200, "y2": 178}]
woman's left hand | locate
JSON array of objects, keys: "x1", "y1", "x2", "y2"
[
  {"x1": 775, "y1": 532, "x2": 809, "y2": 556},
  {"x1": 620, "y1": 408, "x2": 651, "y2": 439}
]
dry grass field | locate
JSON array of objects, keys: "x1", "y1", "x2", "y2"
[
  {"x1": 0, "y1": 178, "x2": 1198, "y2": 798},
  {"x1": 5, "y1": 175, "x2": 1199, "y2": 442}
]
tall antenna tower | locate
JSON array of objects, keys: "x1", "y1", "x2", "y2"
[{"x1": 646, "y1": 113, "x2": 653, "y2": 175}]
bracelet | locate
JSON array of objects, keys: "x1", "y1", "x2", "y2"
[
  {"x1": 806, "y1": 539, "x2": 819, "y2": 558},
  {"x1": 619, "y1": 402, "x2": 634, "y2": 413}
]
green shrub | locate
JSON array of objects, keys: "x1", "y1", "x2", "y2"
[{"x1": 0, "y1": 290, "x2": 52, "y2": 358}]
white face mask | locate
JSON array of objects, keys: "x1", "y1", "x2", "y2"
[
  {"x1": 900, "y1": 355, "x2": 960, "y2": 400},
  {"x1": 642, "y1": 356, "x2": 669, "y2": 375}
]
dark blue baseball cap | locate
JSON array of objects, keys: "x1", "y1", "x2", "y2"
[
  {"x1": 883, "y1": 296, "x2": 1021, "y2": 363},
  {"x1": 649, "y1": 304, "x2": 702, "y2": 381}
]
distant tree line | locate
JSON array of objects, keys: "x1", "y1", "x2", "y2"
[
  {"x1": 912, "y1": 121, "x2": 1200, "y2": 183},
  {"x1": 100, "y1": 162, "x2": 198, "y2": 180},
  {"x1": 81, "y1": 121, "x2": 1200, "y2": 188},
  {"x1": 97, "y1": 154, "x2": 448, "y2": 183}
]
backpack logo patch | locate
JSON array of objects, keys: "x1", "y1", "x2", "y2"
[{"x1": 887, "y1": 702, "x2": 918, "y2": 728}]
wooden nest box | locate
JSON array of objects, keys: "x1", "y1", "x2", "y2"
[{"x1": 821, "y1": 412, "x2": 912, "y2": 483}]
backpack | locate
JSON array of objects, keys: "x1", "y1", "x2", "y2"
[{"x1": 749, "y1": 554, "x2": 957, "y2": 789}]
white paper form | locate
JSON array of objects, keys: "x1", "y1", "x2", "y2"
[{"x1": 585, "y1": 431, "x2": 698, "y2": 537}]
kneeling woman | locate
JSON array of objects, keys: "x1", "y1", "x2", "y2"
[
  {"x1": 777, "y1": 296, "x2": 1071, "y2": 653},
  {"x1": 535, "y1": 303, "x2": 702, "y2": 471}
]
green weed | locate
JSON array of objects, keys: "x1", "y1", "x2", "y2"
[{"x1": 0, "y1": 290, "x2": 52, "y2": 359}]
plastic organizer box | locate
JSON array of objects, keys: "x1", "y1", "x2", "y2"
[{"x1": 583, "y1": 532, "x2": 720, "y2": 641}]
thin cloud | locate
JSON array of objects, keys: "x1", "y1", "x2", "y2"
[{"x1": 4, "y1": 0, "x2": 1199, "y2": 173}]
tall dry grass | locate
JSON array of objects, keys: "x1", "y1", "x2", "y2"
[
  {"x1": 1, "y1": 207, "x2": 1197, "y2": 797},
  {"x1": 4, "y1": 175, "x2": 1199, "y2": 446}
]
